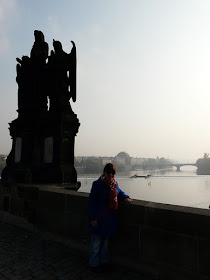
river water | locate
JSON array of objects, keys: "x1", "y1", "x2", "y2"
[{"x1": 78, "y1": 166, "x2": 210, "y2": 209}]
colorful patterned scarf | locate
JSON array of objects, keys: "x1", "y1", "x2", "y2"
[{"x1": 101, "y1": 175, "x2": 118, "y2": 210}]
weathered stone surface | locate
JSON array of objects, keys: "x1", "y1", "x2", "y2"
[
  {"x1": 197, "y1": 238, "x2": 210, "y2": 276},
  {"x1": 118, "y1": 200, "x2": 146, "y2": 225},
  {"x1": 111, "y1": 224, "x2": 140, "y2": 259},
  {"x1": 140, "y1": 227, "x2": 197, "y2": 272},
  {"x1": 145, "y1": 202, "x2": 210, "y2": 236},
  {"x1": 64, "y1": 211, "x2": 88, "y2": 238}
]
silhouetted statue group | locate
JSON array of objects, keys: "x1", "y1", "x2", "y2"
[
  {"x1": 16, "y1": 30, "x2": 76, "y2": 115},
  {"x1": 1, "y1": 30, "x2": 80, "y2": 185}
]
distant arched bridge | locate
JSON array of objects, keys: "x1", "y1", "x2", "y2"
[
  {"x1": 132, "y1": 163, "x2": 197, "y2": 172},
  {"x1": 170, "y1": 163, "x2": 197, "y2": 171}
]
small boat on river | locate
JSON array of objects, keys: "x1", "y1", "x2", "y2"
[{"x1": 130, "y1": 174, "x2": 151, "y2": 179}]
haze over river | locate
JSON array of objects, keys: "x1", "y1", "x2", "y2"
[{"x1": 78, "y1": 166, "x2": 210, "y2": 210}]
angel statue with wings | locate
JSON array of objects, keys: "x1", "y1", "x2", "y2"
[{"x1": 47, "y1": 40, "x2": 76, "y2": 113}]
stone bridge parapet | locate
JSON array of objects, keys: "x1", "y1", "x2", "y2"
[{"x1": 0, "y1": 180, "x2": 209, "y2": 279}]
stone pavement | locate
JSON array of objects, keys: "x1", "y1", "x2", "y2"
[{"x1": 0, "y1": 222, "x2": 154, "y2": 280}]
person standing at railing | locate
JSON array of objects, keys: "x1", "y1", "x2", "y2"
[{"x1": 88, "y1": 163, "x2": 132, "y2": 272}]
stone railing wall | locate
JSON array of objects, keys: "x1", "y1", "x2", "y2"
[{"x1": 0, "y1": 182, "x2": 210, "y2": 280}]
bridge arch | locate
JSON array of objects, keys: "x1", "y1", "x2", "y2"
[
  {"x1": 173, "y1": 164, "x2": 197, "y2": 171},
  {"x1": 132, "y1": 163, "x2": 197, "y2": 171}
]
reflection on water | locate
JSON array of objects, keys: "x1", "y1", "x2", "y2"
[{"x1": 78, "y1": 166, "x2": 210, "y2": 209}]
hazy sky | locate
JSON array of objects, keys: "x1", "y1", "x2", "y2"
[{"x1": 1, "y1": 0, "x2": 210, "y2": 161}]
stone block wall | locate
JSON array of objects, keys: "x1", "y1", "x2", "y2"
[
  {"x1": 37, "y1": 186, "x2": 88, "y2": 240},
  {"x1": 0, "y1": 182, "x2": 210, "y2": 279}
]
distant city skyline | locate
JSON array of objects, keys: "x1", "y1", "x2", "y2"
[
  {"x1": 1, "y1": 1, "x2": 210, "y2": 162},
  {"x1": 0, "y1": 151, "x2": 198, "y2": 163}
]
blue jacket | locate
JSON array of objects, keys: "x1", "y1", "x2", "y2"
[{"x1": 88, "y1": 177, "x2": 129, "y2": 237}]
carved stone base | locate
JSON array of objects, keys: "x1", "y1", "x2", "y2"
[{"x1": 2, "y1": 111, "x2": 80, "y2": 186}]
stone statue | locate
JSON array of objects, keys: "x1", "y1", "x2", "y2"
[
  {"x1": 30, "y1": 30, "x2": 48, "y2": 61},
  {"x1": 16, "y1": 56, "x2": 31, "y2": 114},
  {"x1": 30, "y1": 30, "x2": 49, "y2": 112},
  {"x1": 47, "y1": 40, "x2": 76, "y2": 112},
  {"x1": 16, "y1": 30, "x2": 49, "y2": 115},
  {"x1": 2, "y1": 30, "x2": 80, "y2": 186},
  {"x1": 16, "y1": 31, "x2": 76, "y2": 115}
]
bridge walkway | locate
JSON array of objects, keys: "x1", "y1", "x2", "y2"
[{"x1": 0, "y1": 222, "x2": 153, "y2": 280}]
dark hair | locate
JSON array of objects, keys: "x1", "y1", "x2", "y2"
[{"x1": 103, "y1": 163, "x2": 116, "y2": 175}]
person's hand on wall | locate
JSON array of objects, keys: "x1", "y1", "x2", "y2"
[{"x1": 124, "y1": 198, "x2": 133, "y2": 203}]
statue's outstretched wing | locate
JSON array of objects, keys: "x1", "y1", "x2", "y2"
[{"x1": 69, "y1": 41, "x2": 76, "y2": 102}]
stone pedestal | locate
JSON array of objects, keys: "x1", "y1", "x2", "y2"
[{"x1": 2, "y1": 111, "x2": 80, "y2": 186}]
